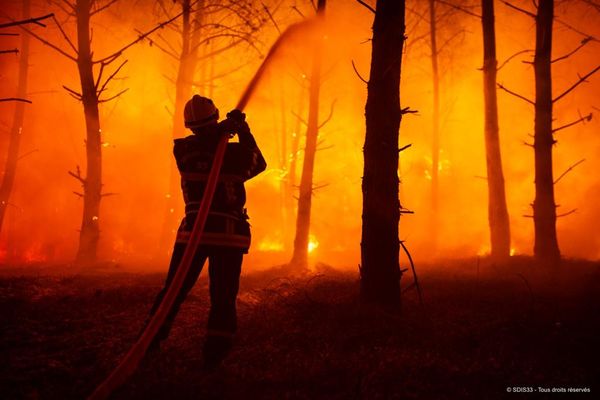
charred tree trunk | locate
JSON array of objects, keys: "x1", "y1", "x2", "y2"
[
  {"x1": 428, "y1": 0, "x2": 440, "y2": 250},
  {"x1": 481, "y1": 0, "x2": 510, "y2": 259},
  {"x1": 533, "y1": 0, "x2": 560, "y2": 263},
  {"x1": 360, "y1": 0, "x2": 405, "y2": 307},
  {"x1": 75, "y1": 0, "x2": 102, "y2": 263},
  {"x1": 290, "y1": 0, "x2": 326, "y2": 269},
  {"x1": 159, "y1": 0, "x2": 204, "y2": 253},
  {"x1": 0, "y1": 0, "x2": 30, "y2": 235}
]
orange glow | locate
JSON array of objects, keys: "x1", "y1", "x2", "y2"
[
  {"x1": 0, "y1": 1, "x2": 599, "y2": 269},
  {"x1": 308, "y1": 235, "x2": 319, "y2": 254},
  {"x1": 258, "y1": 238, "x2": 285, "y2": 252}
]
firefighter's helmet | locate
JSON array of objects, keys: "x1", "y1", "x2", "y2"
[{"x1": 184, "y1": 95, "x2": 219, "y2": 129}]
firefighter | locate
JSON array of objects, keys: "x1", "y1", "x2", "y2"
[{"x1": 147, "y1": 95, "x2": 266, "y2": 368}]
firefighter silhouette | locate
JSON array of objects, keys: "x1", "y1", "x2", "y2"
[{"x1": 148, "y1": 95, "x2": 266, "y2": 368}]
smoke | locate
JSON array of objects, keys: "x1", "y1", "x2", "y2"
[{"x1": 1, "y1": 0, "x2": 599, "y2": 268}]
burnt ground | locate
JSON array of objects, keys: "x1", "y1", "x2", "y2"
[{"x1": 1, "y1": 257, "x2": 599, "y2": 399}]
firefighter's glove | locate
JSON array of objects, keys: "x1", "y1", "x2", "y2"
[{"x1": 225, "y1": 109, "x2": 251, "y2": 136}]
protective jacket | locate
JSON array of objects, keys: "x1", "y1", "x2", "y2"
[{"x1": 174, "y1": 130, "x2": 266, "y2": 252}]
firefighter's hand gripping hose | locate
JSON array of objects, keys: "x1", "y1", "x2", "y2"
[{"x1": 88, "y1": 18, "x2": 317, "y2": 400}]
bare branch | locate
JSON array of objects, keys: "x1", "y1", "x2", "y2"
[
  {"x1": 399, "y1": 144, "x2": 412, "y2": 152},
  {"x1": 318, "y1": 99, "x2": 337, "y2": 129},
  {"x1": 155, "y1": 32, "x2": 180, "y2": 56},
  {"x1": 162, "y1": 73, "x2": 176, "y2": 85},
  {"x1": 51, "y1": 15, "x2": 77, "y2": 54},
  {"x1": 261, "y1": 2, "x2": 280, "y2": 33},
  {"x1": 316, "y1": 143, "x2": 334, "y2": 152},
  {"x1": 556, "y1": 208, "x2": 577, "y2": 218},
  {"x1": 436, "y1": 0, "x2": 481, "y2": 18},
  {"x1": 62, "y1": 85, "x2": 82, "y2": 99},
  {"x1": 291, "y1": 5, "x2": 305, "y2": 18},
  {"x1": 98, "y1": 88, "x2": 129, "y2": 103},
  {"x1": 497, "y1": 49, "x2": 533, "y2": 71},
  {"x1": 401, "y1": 106, "x2": 418, "y2": 115},
  {"x1": 97, "y1": 59, "x2": 128, "y2": 96},
  {"x1": 400, "y1": 240, "x2": 423, "y2": 305},
  {"x1": 351, "y1": 59, "x2": 368, "y2": 84},
  {"x1": 196, "y1": 61, "x2": 250, "y2": 84},
  {"x1": 197, "y1": 38, "x2": 245, "y2": 61},
  {"x1": 54, "y1": 0, "x2": 76, "y2": 17},
  {"x1": 90, "y1": 0, "x2": 119, "y2": 16},
  {"x1": 554, "y1": 159, "x2": 585, "y2": 184},
  {"x1": 0, "y1": 49, "x2": 18, "y2": 55},
  {"x1": 312, "y1": 182, "x2": 329, "y2": 192},
  {"x1": 581, "y1": 0, "x2": 600, "y2": 12},
  {"x1": 553, "y1": 65, "x2": 600, "y2": 103},
  {"x1": 192, "y1": 33, "x2": 263, "y2": 57},
  {"x1": 291, "y1": 110, "x2": 308, "y2": 127},
  {"x1": 68, "y1": 166, "x2": 85, "y2": 184},
  {"x1": 94, "y1": 62, "x2": 106, "y2": 91},
  {"x1": 135, "y1": 30, "x2": 178, "y2": 60},
  {"x1": 19, "y1": 25, "x2": 77, "y2": 62},
  {"x1": 552, "y1": 37, "x2": 593, "y2": 64},
  {"x1": 497, "y1": 83, "x2": 535, "y2": 105},
  {"x1": 17, "y1": 149, "x2": 39, "y2": 160},
  {"x1": 554, "y1": 17, "x2": 598, "y2": 43},
  {"x1": 94, "y1": 10, "x2": 184, "y2": 64},
  {"x1": 0, "y1": 97, "x2": 32, "y2": 103},
  {"x1": 501, "y1": 1, "x2": 536, "y2": 18},
  {"x1": 0, "y1": 13, "x2": 54, "y2": 29},
  {"x1": 552, "y1": 112, "x2": 592, "y2": 133},
  {"x1": 437, "y1": 28, "x2": 466, "y2": 55},
  {"x1": 356, "y1": 0, "x2": 375, "y2": 13}
]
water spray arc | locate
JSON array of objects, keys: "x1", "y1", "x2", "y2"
[{"x1": 88, "y1": 18, "x2": 319, "y2": 400}]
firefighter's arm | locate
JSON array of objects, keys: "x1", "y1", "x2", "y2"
[{"x1": 238, "y1": 122, "x2": 267, "y2": 179}]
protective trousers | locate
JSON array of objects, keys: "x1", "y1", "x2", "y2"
[{"x1": 148, "y1": 243, "x2": 243, "y2": 345}]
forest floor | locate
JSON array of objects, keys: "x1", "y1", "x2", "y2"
[{"x1": 1, "y1": 256, "x2": 599, "y2": 399}]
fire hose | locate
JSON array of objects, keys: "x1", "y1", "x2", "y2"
[{"x1": 88, "y1": 19, "x2": 317, "y2": 400}]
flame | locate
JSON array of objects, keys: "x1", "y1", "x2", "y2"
[
  {"x1": 308, "y1": 234, "x2": 319, "y2": 253},
  {"x1": 258, "y1": 237, "x2": 284, "y2": 252},
  {"x1": 477, "y1": 246, "x2": 490, "y2": 256},
  {"x1": 510, "y1": 248, "x2": 516, "y2": 257},
  {"x1": 23, "y1": 246, "x2": 47, "y2": 263}
]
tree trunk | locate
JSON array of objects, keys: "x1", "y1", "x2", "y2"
[
  {"x1": 360, "y1": 0, "x2": 405, "y2": 308},
  {"x1": 428, "y1": 0, "x2": 440, "y2": 250},
  {"x1": 280, "y1": 81, "x2": 292, "y2": 247},
  {"x1": 290, "y1": 0, "x2": 326, "y2": 270},
  {"x1": 287, "y1": 86, "x2": 304, "y2": 249},
  {"x1": 481, "y1": 0, "x2": 510, "y2": 259},
  {"x1": 75, "y1": 0, "x2": 102, "y2": 263},
  {"x1": 159, "y1": 0, "x2": 204, "y2": 254},
  {"x1": 0, "y1": 0, "x2": 30, "y2": 235},
  {"x1": 533, "y1": 0, "x2": 560, "y2": 263}
]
